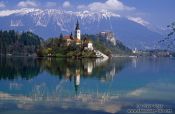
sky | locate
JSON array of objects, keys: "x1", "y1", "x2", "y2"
[{"x1": 0, "y1": 0, "x2": 175, "y2": 29}]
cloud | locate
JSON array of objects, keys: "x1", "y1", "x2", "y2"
[
  {"x1": 0, "y1": 1, "x2": 5, "y2": 8},
  {"x1": 128, "y1": 89, "x2": 146, "y2": 97},
  {"x1": 128, "y1": 16, "x2": 150, "y2": 26},
  {"x1": 17, "y1": 0, "x2": 37, "y2": 7},
  {"x1": 78, "y1": 0, "x2": 135, "y2": 12},
  {"x1": 46, "y1": 2, "x2": 57, "y2": 7},
  {"x1": 62, "y1": 1, "x2": 71, "y2": 8}
]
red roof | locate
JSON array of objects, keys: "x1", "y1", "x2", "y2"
[
  {"x1": 64, "y1": 35, "x2": 71, "y2": 39},
  {"x1": 63, "y1": 35, "x2": 82, "y2": 43}
]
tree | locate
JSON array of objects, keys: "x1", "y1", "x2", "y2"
[
  {"x1": 60, "y1": 33, "x2": 63, "y2": 39},
  {"x1": 0, "y1": 30, "x2": 42, "y2": 55}
]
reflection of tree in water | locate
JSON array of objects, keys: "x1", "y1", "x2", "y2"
[
  {"x1": 0, "y1": 57, "x2": 131, "y2": 81},
  {"x1": 0, "y1": 57, "x2": 132, "y2": 104},
  {"x1": 42, "y1": 58, "x2": 131, "y2": 81},
  {"x1": 26, "y1": 58, "x2": 131, "y2": 101},
  {"x1": 40, "y1": 58, "x2": 131, "y2": 95},
  {"x1": 0, "y1": 57, "x2": 41, "y2": 80}
]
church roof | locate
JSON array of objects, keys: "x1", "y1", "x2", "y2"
[
  {"x1": 64, "y1": 35, "x2": 74, "y2": 40},
  {"x1": 64, "y1": 35, "x2": 71, "y2": 39},
  {"x1": 75, "y1": 20, "x2": 80, "y2": 30}
]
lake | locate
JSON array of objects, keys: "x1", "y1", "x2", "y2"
[{"x1": 0, "y1": 57, "x2": 175, "y2": 114}]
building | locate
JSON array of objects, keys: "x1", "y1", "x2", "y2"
[
  {"x1": 132, "y1": 48, "x2": 138, "y2": 54},
  {"x1": 63, "y1": 20, "x2": 93, "y2": 50},
  {"x1": 63, "y1": 33, "x2": 74, "y2": 46},
  {"x1": 82, "y1": 37, "x2": 94, "y2": 50},
  {"x1": 87, "y1": 42, "x2": 93, "y2": 50},
  {"x1": 75, "y1": 20, "x2": 81, "y2": 40},
  {"x1": 99, "y1": 31, "x2": 116, "y2": 46}
]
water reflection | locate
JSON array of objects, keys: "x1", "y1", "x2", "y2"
[
  {"x1": 0, "y1": 57, "x2": 175, "y2": 114},
  {"x1": 0, "y1": 57, "x2": 131, "y2": 114},
  {"x1": 0, "y1": 57, "x2": 41, "y2": 80},
  {"x1": 0, "y1": 57, "x2": 129, "y2": 80},
  {"x1": 0, "y1": 56, "x2": 130, "y2": 94}
]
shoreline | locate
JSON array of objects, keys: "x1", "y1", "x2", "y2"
[
  {"x1": 1, "y1": 54, "x2": 174, "y2": 59},
  {"x1": 0, "y1": 54, "x2": 107, "y2": 59}
]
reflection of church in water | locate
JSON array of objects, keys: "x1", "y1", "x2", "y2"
[
  {"x1": 68, "y1": 61, "x2": 94, "y2": 94},
  {"x1": 64, "y1": 59, "x2": 117, "y2": 94},
  {"x1": 74, "y1": 69, "x2": 80, "y2": 94}
]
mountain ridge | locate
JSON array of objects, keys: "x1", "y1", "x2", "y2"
[{"x1": 0, "y1": 8, "x2": 162, "y2": 49}]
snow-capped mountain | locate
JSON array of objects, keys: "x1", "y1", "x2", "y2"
[{"x1": 0, "y1": 8, "x2": 162, "y2": 49}]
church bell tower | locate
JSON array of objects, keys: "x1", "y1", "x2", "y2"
[{"x1": 75, "y1": 20, "x2": 81, "y2": 40}]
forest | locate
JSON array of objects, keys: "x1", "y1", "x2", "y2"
[{"x1": 0, "y1": 30, "x2": 42, "y2": 56}]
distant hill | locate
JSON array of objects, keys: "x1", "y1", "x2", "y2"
[{"x1": 0, "y1": 8, "x2": 163, "y2": 49}]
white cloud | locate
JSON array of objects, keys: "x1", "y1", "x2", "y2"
[
  {"x1": 128, "y1": 16, "x2": 149, "y2": 26},
  {"x1": 62, "y1": 1, "x2": 71, "y2": 8},
  {"x1": 17, "y1": 0, "x2": 37, "y2": 7},
  {"x1": 128, "y1": 89, "x2": 146, "y2": 97},
  {"x1": 78, "y1": 0, "x2": 135, "y2": 12},
  {"x1": 0, "y1": 1, "x2": 5, "y2": 8},
  {"x1": 46, "y1": 2, "x2": 57, "y2": 7}
]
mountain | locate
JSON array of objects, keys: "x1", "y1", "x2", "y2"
[{"x1": 0, "y1": 8, "x2": 163, "y2": 49}]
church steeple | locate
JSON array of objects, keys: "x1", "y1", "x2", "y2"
[
  {"x1": 75, "y1": 20, "x2": 80, "y2": 30},
  {"x1": 75, "y1": 19, "x2": 81, "y2": 40}
]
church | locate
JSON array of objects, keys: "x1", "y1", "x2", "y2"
[{"x1": 63, "y1": 20, "x2": 93, "y2": 50}]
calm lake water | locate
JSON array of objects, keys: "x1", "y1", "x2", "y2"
[{"x1": 0, "y1": 57, "x2": 175, "y2": 114}]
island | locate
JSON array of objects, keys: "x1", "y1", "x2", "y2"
[{"x1": 0, "y1": 20, "x2": 132, "y2": 58}]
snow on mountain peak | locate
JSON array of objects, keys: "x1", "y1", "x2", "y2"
[
  {"x1": 0, "y1": 8, "x2": 42, "y2": 17},
  {"x1": 0, "y1": 8, "x2": 162, "y2": 49},
  {"x1": 127, "y1": 16, "x2": 149, "y2": 26},
  {"x1": 0, "y1": 8, "x2": 120, "y2": 19}
]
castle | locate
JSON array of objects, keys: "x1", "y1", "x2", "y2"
[
  {"x1": 63, "y1": 20, "x2": 93, "y2": 50},
  {"x1": 99, "y1": 31, "x2": 116, "y2": 46}
]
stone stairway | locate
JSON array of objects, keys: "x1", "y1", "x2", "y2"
[{"x1": 94, "y1": 50, "x2": 109, "y2": 59}]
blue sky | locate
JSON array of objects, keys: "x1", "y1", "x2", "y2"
[{"x1": 0, "y1": 0, "x2": 174, "y2": 29}]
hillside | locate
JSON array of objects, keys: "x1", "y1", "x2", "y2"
[
  {"x1": 82, "y1": 34, "x2": 132, "y2": 55},
  {"x1": 0, "y1": 8, "x2": 163, "y2": 49}
]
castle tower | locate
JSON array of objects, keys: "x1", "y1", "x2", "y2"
[{"x1": 75, "y1": 20, "x2": 81, "y2": 40}]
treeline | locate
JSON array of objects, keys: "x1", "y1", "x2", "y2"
[
  {"x1": 0, "y1": 30, "x2": 132, "y2": 57},
  {"x1": 0, "y1": 30, "x2": 42, "y2": 56}
]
